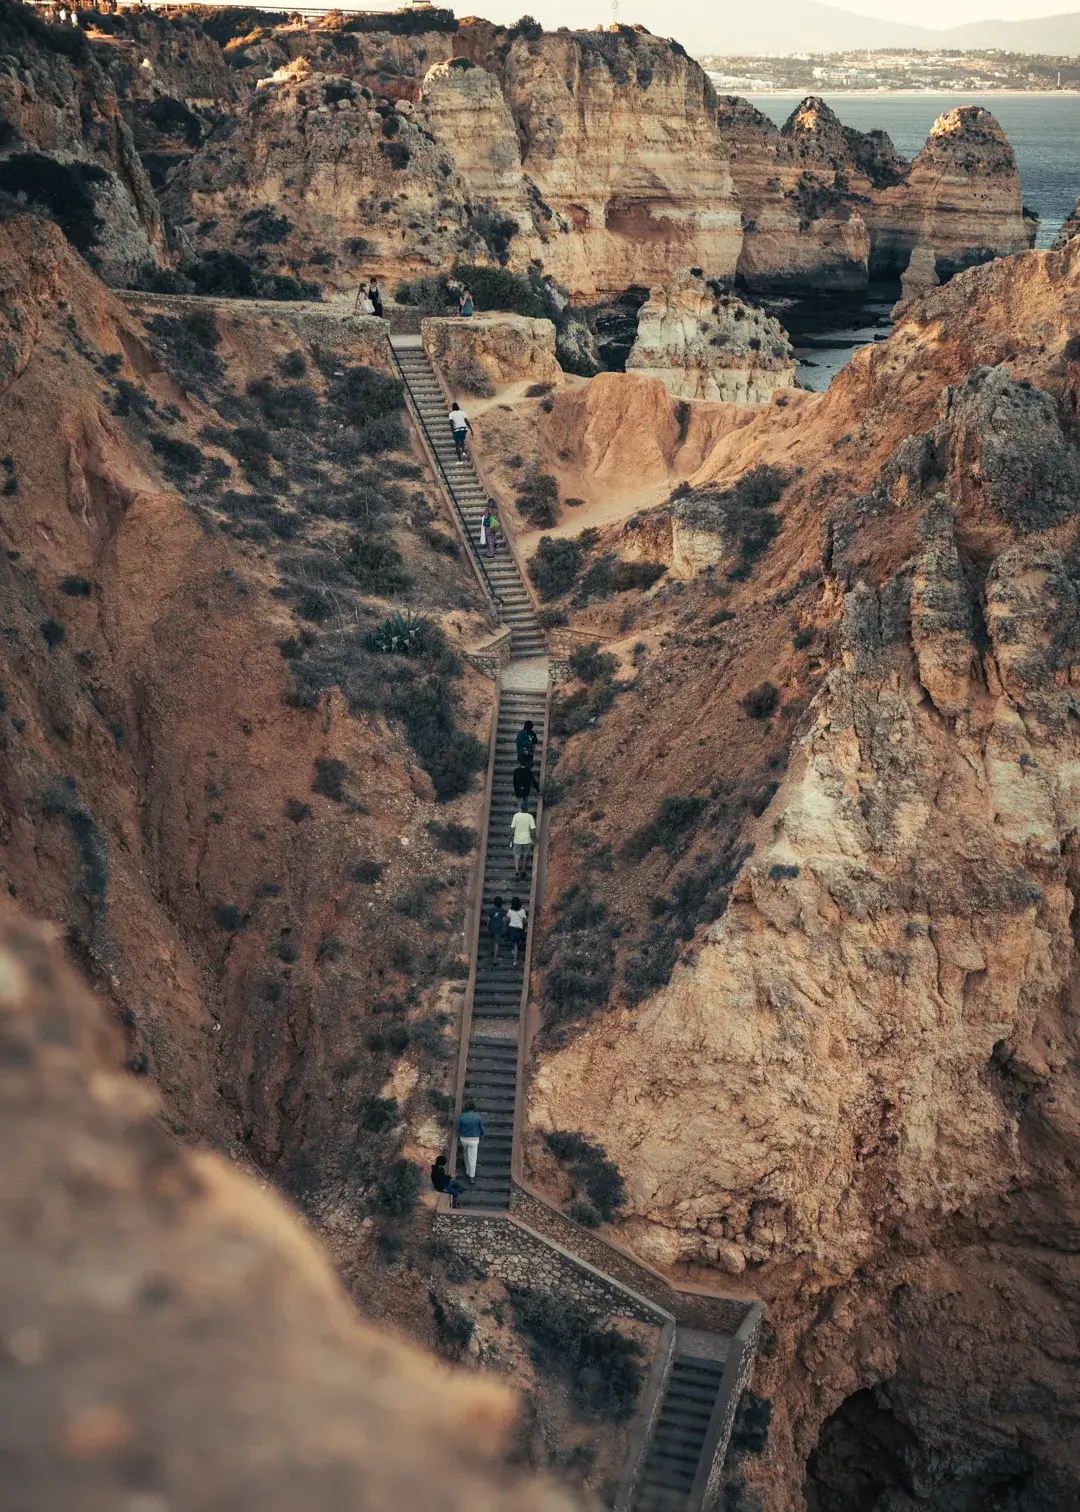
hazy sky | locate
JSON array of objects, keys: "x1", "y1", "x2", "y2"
[{"x1": 468, "y1": 0, "x2": 1074, "y2": 32}]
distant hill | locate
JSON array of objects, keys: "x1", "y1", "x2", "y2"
[{"x1": 473, "y1": 0, "x2": 1080, "y2": 57}]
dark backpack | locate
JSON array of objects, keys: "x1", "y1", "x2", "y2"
[{"x1": 489, "y1": 905, "x2": 508, "y2": 935}]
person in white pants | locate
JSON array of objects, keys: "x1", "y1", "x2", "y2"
[{"x1": 456, "y1": 1101, "x2": 485, "y2": 1180}]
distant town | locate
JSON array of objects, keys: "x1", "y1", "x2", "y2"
[{"x1": 701, "y1": 49, "x2": 1080, "y2": 92}]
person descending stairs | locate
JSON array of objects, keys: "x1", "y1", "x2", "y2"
[
  {"x1": 390, "y1": 338, "x2": 546, "y2": 661},
  {"x1": 454, "y1": 687, "x2": 546, "y2": 1211}
]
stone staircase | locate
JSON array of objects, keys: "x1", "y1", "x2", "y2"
[
  {"x1": 633, "y1": 1345, "x2": 728, "y2": 1511},
  {"x1": 455, "y1": 685, "x2": 546, "y2": 1212},
  {"x1": 390, "y1": 337, "x2": 546, "y2": 660}
]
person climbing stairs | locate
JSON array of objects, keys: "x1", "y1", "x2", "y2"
[
  {"x1": 390, "y1": 338, "x2": 546, "y2": 661},
  {"x1": 454, "y1": 687, "x2": 546, "y2": 1211}
]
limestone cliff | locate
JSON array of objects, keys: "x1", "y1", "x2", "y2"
[
  {"x1": 478, "y1": 28, "x2": 742, "y2": 300},
  {"x1": 526, "y1": 238, "x2": 1080, "y2": 1509},
  {"x1": 870, "y1": 105, "x2": 1036, "y2": 279},
  {"x1": 718, "y1": 94, "x2": 1035, "y2": 294},
  {"x1": 626, "y1": 269, "x2": 796, "y2": 405},
  {"x1": 716, "y1": 94, "x2": 876, "y2": 292},
  {"x1": 0, "y1": 0, "x2": 164, "y2": 278}
]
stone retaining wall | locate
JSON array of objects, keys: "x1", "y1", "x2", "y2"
[
  {"x1": 432, "y1": 1210, "x2": 670, "y2": 1326},
  {"x1": 511, "y1": 1186, "x2": 753, "y2": 1336}
]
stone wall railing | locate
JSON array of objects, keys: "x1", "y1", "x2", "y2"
[
  {"x1": 463, "y1": 628, "x2": 513, "y2": 679},
  {"x1": 433, "y1": 1209, "x2": 673, "y2": 1327},
  {"x1": 612, "y1": 1319, "x2": 677, "y2": 1512},
  {"x1": 511, "y1": 1185, "x2": 755, "y2": 1337}
]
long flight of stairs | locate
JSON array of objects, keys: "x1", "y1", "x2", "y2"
[
  {"x1": 391, "y1": 337, "x2": 546, "y2": 660},
  {"x1": 632, "y1": 1349, "x2": 727, "y2": 1511},
  {"x1": 455, "y1": 686, "x2": 546, "y2": 1212}
]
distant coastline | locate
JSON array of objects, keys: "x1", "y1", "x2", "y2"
[{"x1": 726, "y1": 88, "x2": 1080, "y2": 97}]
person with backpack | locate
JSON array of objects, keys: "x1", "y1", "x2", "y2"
[
  {"x1": 448, "y1": 401, "x2": 471, "y2": 461},
  {"x1": 506, "y1": 895, "x2": 528, "y2": 967},
  {"x1": 369, "y1": 278, "x2": 383, "y2": 318},
  {"x1": 457, "y1": 1100, "x2": 485, "y2": 1180},
  {"x1": 512, "y1": 762, "x2": 534, "y2": 808},
  {"x1": 488, "y1": 894, "x2": 508, "y2": 963},
  {"x1": 510, "y1": 803, "x2": 536, "y2": 880},
  {"x1": 430, "y1": 1154, "x2": 464, "y2": 1207},
  {"x1": 481, "y1": 502, "x2": 501, "y2": 560},
  {"x1": 516, "y1": 719, "x2": 538, "y2": 767}
]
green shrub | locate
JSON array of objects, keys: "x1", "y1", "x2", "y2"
[
  {"x1": 612, "y1": 560, "x2": 665, "y2": 591},
  {"x1": 740, "y1": 682, "x2": 780, "y2": 719},
  {"x1": 675, "y1": 465, "x2": 786, "y2": 580},
  {"x1": 149, "y1": 433, "x2": 204, "y2": 481},
  {"x1": 359, "y1": 1096, "x2": 398, "y2": 1133},
  {"x1": 213, "y1": 903, "x2": 244, "y2": 931},
  {"x1": 342, "y1": 532, "x2": 412, "y2": 595},
  {"x1": 530, "y1": 536, "x2": 582, "y2": 600},
  {"x1": 427, "y1": 819, "x2": 477, "y2": 855},
  {"x1": 451, "y1": 263, "x2": 556, "y2": 319},
  {"x1": 516, "y1": 470, "x2": 559, "y2": 529},
  {"x1": 508, "y1": 1287, "x2": 644, "y2": 1421},
  {"x1": 395, "y1": 883, "x2": 434, "y2": 921},
  {"x1": 568, "y1": 1200, "x2": 601, "y2": 1228},
  {"x1": 623, "y1": 924, "x2": 679, "y2": 1003},
  {"x1": 284, "y1": 797, "x2": 311, "y2": 822},
  {"x1": 60, "y1": 576, "x2": 92, "y2": 597},
  {"x1": 538, "y1": 607, "x2": 568, "y2": 629},
  {"x1": 387, "y1": 673, "x2": 484, "y2": 801},
  {"x1": 0, "y1": 153, "x2": 107, "y2": 256},
  {"x1": 247, "y1": 376, "x2": 318, "y2": 429},
  {"x1": 40, "y1": 618, "x2": 64, "y2": 650},
  {"x1": 367, "y1": 609, "x2": 433, "y2": 655},
  {"x1": 568, "y1": 642, "x2": 617, "y2": 686},
  {"x1": 351, "y1": 858, "x2": 385, "y2": 883},
  {"x1": 445, "y1": 353, "x2": 494, "y2": 398},
  {"x1": 430, "y1": 1290, "x2": 476, "y2": 1359},
  {"x1": 377, "y1": 1158, "x2": 422, "y2": 1215},
  {"x1": 311, "y1": 756, "x2": 348, "y2": 802},
  {"x1": 525, "y1": 382, "x2": 553, "y2": 398},
  {"x1": 240, "y1": 207, "x2": 291, "y2": 245},
  {"x1": 544, "y1": 1130, "x2": 625, "y2": 1220},
  {"x1": 146, "y1": 310, "x2": 225, "y2": 389}
]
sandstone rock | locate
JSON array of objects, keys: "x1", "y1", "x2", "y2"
[
  {"x1": 717, "y1": 94, "x2": 875, "y2": 292},
  {"x1": 0, "y1": 7, "x2": 164, "y2": 278},
  {"x1": 869, "y1": 106, "x2": 1035, "y2": 281},
  {"x1": 898, "y1": 239, "x2": 940, "y2": 306},
  {"x1": 484, "y1": 30, "x2": 742, "y2": 300},
  {"x1": 422, "y1": 314, "x2": 562, "y2": 394},
  {"x1": 1053, "y1": 195, "x2": 1080, "y2": 249},
  {"x1": 626, "y1": 269, "x2": 796, "y2": 406}
]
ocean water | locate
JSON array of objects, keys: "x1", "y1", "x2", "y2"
[{"x1": 740, "y1": 92, "x2": 1080, "y2": 387}]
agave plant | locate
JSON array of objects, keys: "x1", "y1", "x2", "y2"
[{"x1": 367, "y1": 609, "x2": 431, "y2": 656}]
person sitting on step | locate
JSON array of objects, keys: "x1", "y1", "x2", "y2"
[{"x1": 430, "y1": 1154, "x2": 464, "y2": 1208}]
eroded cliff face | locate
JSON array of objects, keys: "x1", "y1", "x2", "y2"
[
  {"x1": 718, "y1": 94, "x2": 1035, "y2": 294},
  {"x1": 870, "y1": 105, "x2": 1036, "y2": 280},
  {"x1": 0, "y1": 1, "x2": 164, "y2": 278},
  {"x1": 0, "y1": 215, "x2": 488, "y2": 1213},
  {"x1": 478, "y1": 29, "x2": 742, "y2": 300},
  {"x1": 626, "y1": 269, "x2": 796, "y2": 404},
  {"x1": 526, "y1": 241, "x2": 1080, "y2": 1509}
]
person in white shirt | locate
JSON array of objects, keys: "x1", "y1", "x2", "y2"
[
  {"x1": 505, "y1": 895, "x2": 528, "y2": 966},
  {"x1": 509, "y1": 802, "x2": 536, "y2": 879}
]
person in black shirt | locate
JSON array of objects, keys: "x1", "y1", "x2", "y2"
[
  {"x1": 430, "y1": 1154, "x2": 464, "y2": 1207},
  {"x1": 516, "y1": 720, "x2": 537, "y2": 767},
  {"x1": 512, "y1": 762, "x2": 534, "y2": 807}
]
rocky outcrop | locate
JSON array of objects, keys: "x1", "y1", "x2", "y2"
[
  {"x1": 164, "y1": 58, "x2": 476, "y2": 285},
  {"x1": 487, "y1": 29, "x2": 742, "y2": 300},
  {"x1": 0, "y1": 903, "x2": 587, "y2": 1512},
  {"x1": 718, "y1": 95, "x2": 1035, "y2": 293},
  {"x1": 716, "y1": 94, "x2": 876, "y2": 292},
  {"x1": 898, "y1": 238, "x2": 940, "y2": 306},
  {"x1": 422, "y1": 314, "x2": 562, "y2": 393},
  {"x1": 869, "y1": 105, "x2": 1036, "y2": 279},
  {"x1": 626, "y1": 269, "x2": 795, "y2": 405},
  {"x1": 0, "y1": 3, "x2": 164, "y2": 278},
  {"x1": 525, "y1": 237, "x2": 1080, "y2": 1511},
  {"x1": 1053, "y1": 194, "x2": 1080, "y2": 249}
]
